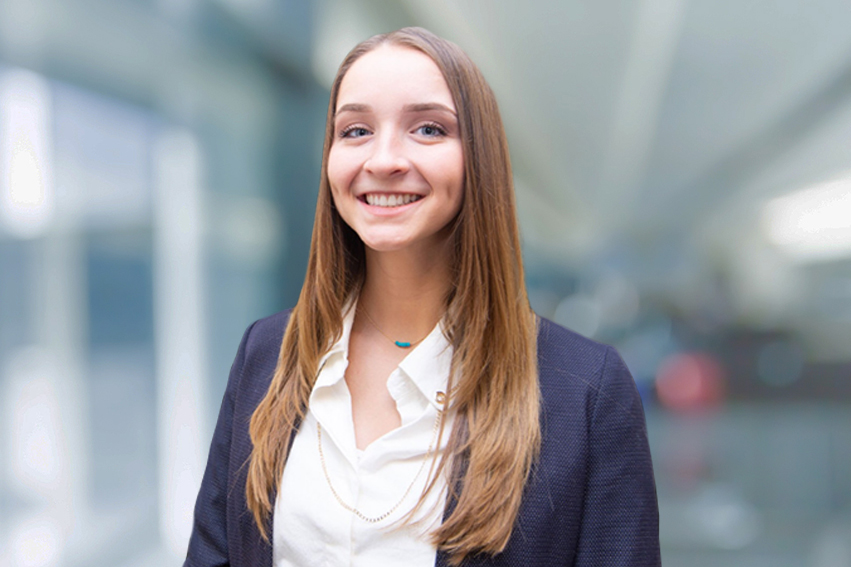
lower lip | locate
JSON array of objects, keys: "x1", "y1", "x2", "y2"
[{"x1": 359, "y1": 197, "x2": 423, "y2": 215}]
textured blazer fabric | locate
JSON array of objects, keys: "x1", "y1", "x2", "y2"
[{"x1": 185, "y1": 310, "x2": 661, "y2": 567}]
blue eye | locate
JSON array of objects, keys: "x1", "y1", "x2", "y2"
[
  {"x1": 417, "y1": 123, "x2": 446, "y2": 137},
  {"x1": 340, "y1": 126, "x2": 370, "y2": 138}
]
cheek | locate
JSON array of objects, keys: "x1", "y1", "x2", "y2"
[
  {"x1": 326, "y1": 146, "x2": 353, "y2": 196},
  {"x1": 447, "y1": 152, "x2": 465, "y2": 213}
]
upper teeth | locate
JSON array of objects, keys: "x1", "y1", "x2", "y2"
[{"x1": 365, "y1": 194, "x2": 420, "y2": 207}]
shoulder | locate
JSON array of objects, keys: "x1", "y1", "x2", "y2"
[
  {"x1": 510, "y1": 318, "x2": 655, "y2": 564},
  {"x1": 239, "y1": 309, "x2": 292, "y2": 362},
  {"x1": 533, "y1": 322, "x2": 660, "y2": 566},
  {"x1": 221, "y1": 309, "x2": 294, "y2": 460},
  {"x1": 536, "y1": 316, "x2": 621, "y2": 387},
  {"x1": 535, "y1": 316, "x2": 639, "y2": 420},
  {"x1": 227, "y1": 309, "x2": 292, "y2": 400}
]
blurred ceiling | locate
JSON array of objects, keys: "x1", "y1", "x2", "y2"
[{"x1": 312, "y1": 0, "x2": 851, "y2": 259}]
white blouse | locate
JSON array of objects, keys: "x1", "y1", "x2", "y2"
[{"x1": 273, "y1": 305, "x2": 454, "y2": 567}]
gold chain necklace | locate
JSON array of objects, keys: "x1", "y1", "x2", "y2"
[
  {"x1": 316, "y1": 397, "x2": 444, "y2": 523},
  {"x1": 358, "y1": 305, "x2": 432, "y2": 349}
]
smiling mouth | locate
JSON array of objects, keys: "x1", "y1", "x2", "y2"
[{"x1": 362, "y1": 193, "x2": 423, "y2": 207}]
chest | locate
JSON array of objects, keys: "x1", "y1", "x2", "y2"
[{"x1": 224, "y1": 343, "x2": 592, "y2": 567}]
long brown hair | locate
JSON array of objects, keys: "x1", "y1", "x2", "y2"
[{"x1": 247, "y1": 27, "x2": 539, "y2": 564}]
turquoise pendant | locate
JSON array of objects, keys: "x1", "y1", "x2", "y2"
[{"x1": 394, "y1": 341, "x2": 412, "y2": 348}]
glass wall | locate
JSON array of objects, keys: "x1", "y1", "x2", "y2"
[{"x1": 0, "y1": 1, "x2": 325, "y2": 564}]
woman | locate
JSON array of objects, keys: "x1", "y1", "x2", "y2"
[{"x1": 185, "y1": 27, "x2": 659, "y2": 567}]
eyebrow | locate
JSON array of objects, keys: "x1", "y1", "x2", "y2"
[
  {"x1": 336, "y1": 103, "x2": 370, "y2": 114},
  {"x1": 335, "y1": 102, "x2": 457, "y2": 116},
  {"x1": 402, "y1": 102, "x2": 457, "y2": 116}
]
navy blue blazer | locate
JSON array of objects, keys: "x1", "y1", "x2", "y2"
[{"x1": 185, "y1": 310, "x2": 660, "y2": 566}]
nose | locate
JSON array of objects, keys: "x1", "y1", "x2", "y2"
[{"x1": 363, "y1": 132, "x2": 409, "y2": 177}]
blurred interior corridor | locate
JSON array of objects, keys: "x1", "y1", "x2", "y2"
[{"x1": 1, "y1": 1, "x2": 850, "y2": 566}]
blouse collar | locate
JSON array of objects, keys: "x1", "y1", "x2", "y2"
[{"x1": 313, "y1": 299, "x2": 453, "y2": 412}]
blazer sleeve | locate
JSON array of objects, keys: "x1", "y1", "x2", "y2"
[
  {"x1": 573, "y1": 346, "x2": 661, "y2": 567},
  {"x1": 184, "y1": 321, "x2": 256, "y2": 567}
]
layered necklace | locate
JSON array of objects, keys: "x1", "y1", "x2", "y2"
[
  {"x1": 316, "y1": 391, "x2": 445, "y2": 523},
  {"x1": 316, "y1": 304, "x2": 446, "y2": 522}
]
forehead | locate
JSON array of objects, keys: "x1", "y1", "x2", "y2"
[{"x1": 336, "y1": 45, "x2": 455, "y2": 112}]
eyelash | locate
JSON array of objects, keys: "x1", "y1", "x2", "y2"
[
  {"x1": 337, "y1": 121, "x2": 448, "y2": 139},
  {"x1": 339, "y1": 125, "x2": 370, "y2": 139},
  {"x1": 416, "y1": 122, "x2": 447, "y2": 137}
]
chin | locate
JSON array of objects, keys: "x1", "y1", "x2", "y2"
[
  {"x1": 353, "y1": 226, "x2": 411, "y2": 251},
  {"x1": 361, "y1": 238, "x2": 411, "y2": 253}
]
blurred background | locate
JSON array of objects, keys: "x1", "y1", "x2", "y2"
[{"x1": 1, "y1": 0, "x2": 850, "y2": 565}]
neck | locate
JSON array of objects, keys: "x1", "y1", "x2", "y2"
[{"x1": 357, "y1": 245, "x2": 452, "y2": 340}]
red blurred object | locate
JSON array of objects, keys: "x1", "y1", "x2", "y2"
[{"x1": 655, "y1": 352, "x2": 725, "y2": 412}]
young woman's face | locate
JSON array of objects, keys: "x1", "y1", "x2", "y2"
[{"x1": 327, "y1": 45, "x2": 464, "y2": 255}]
